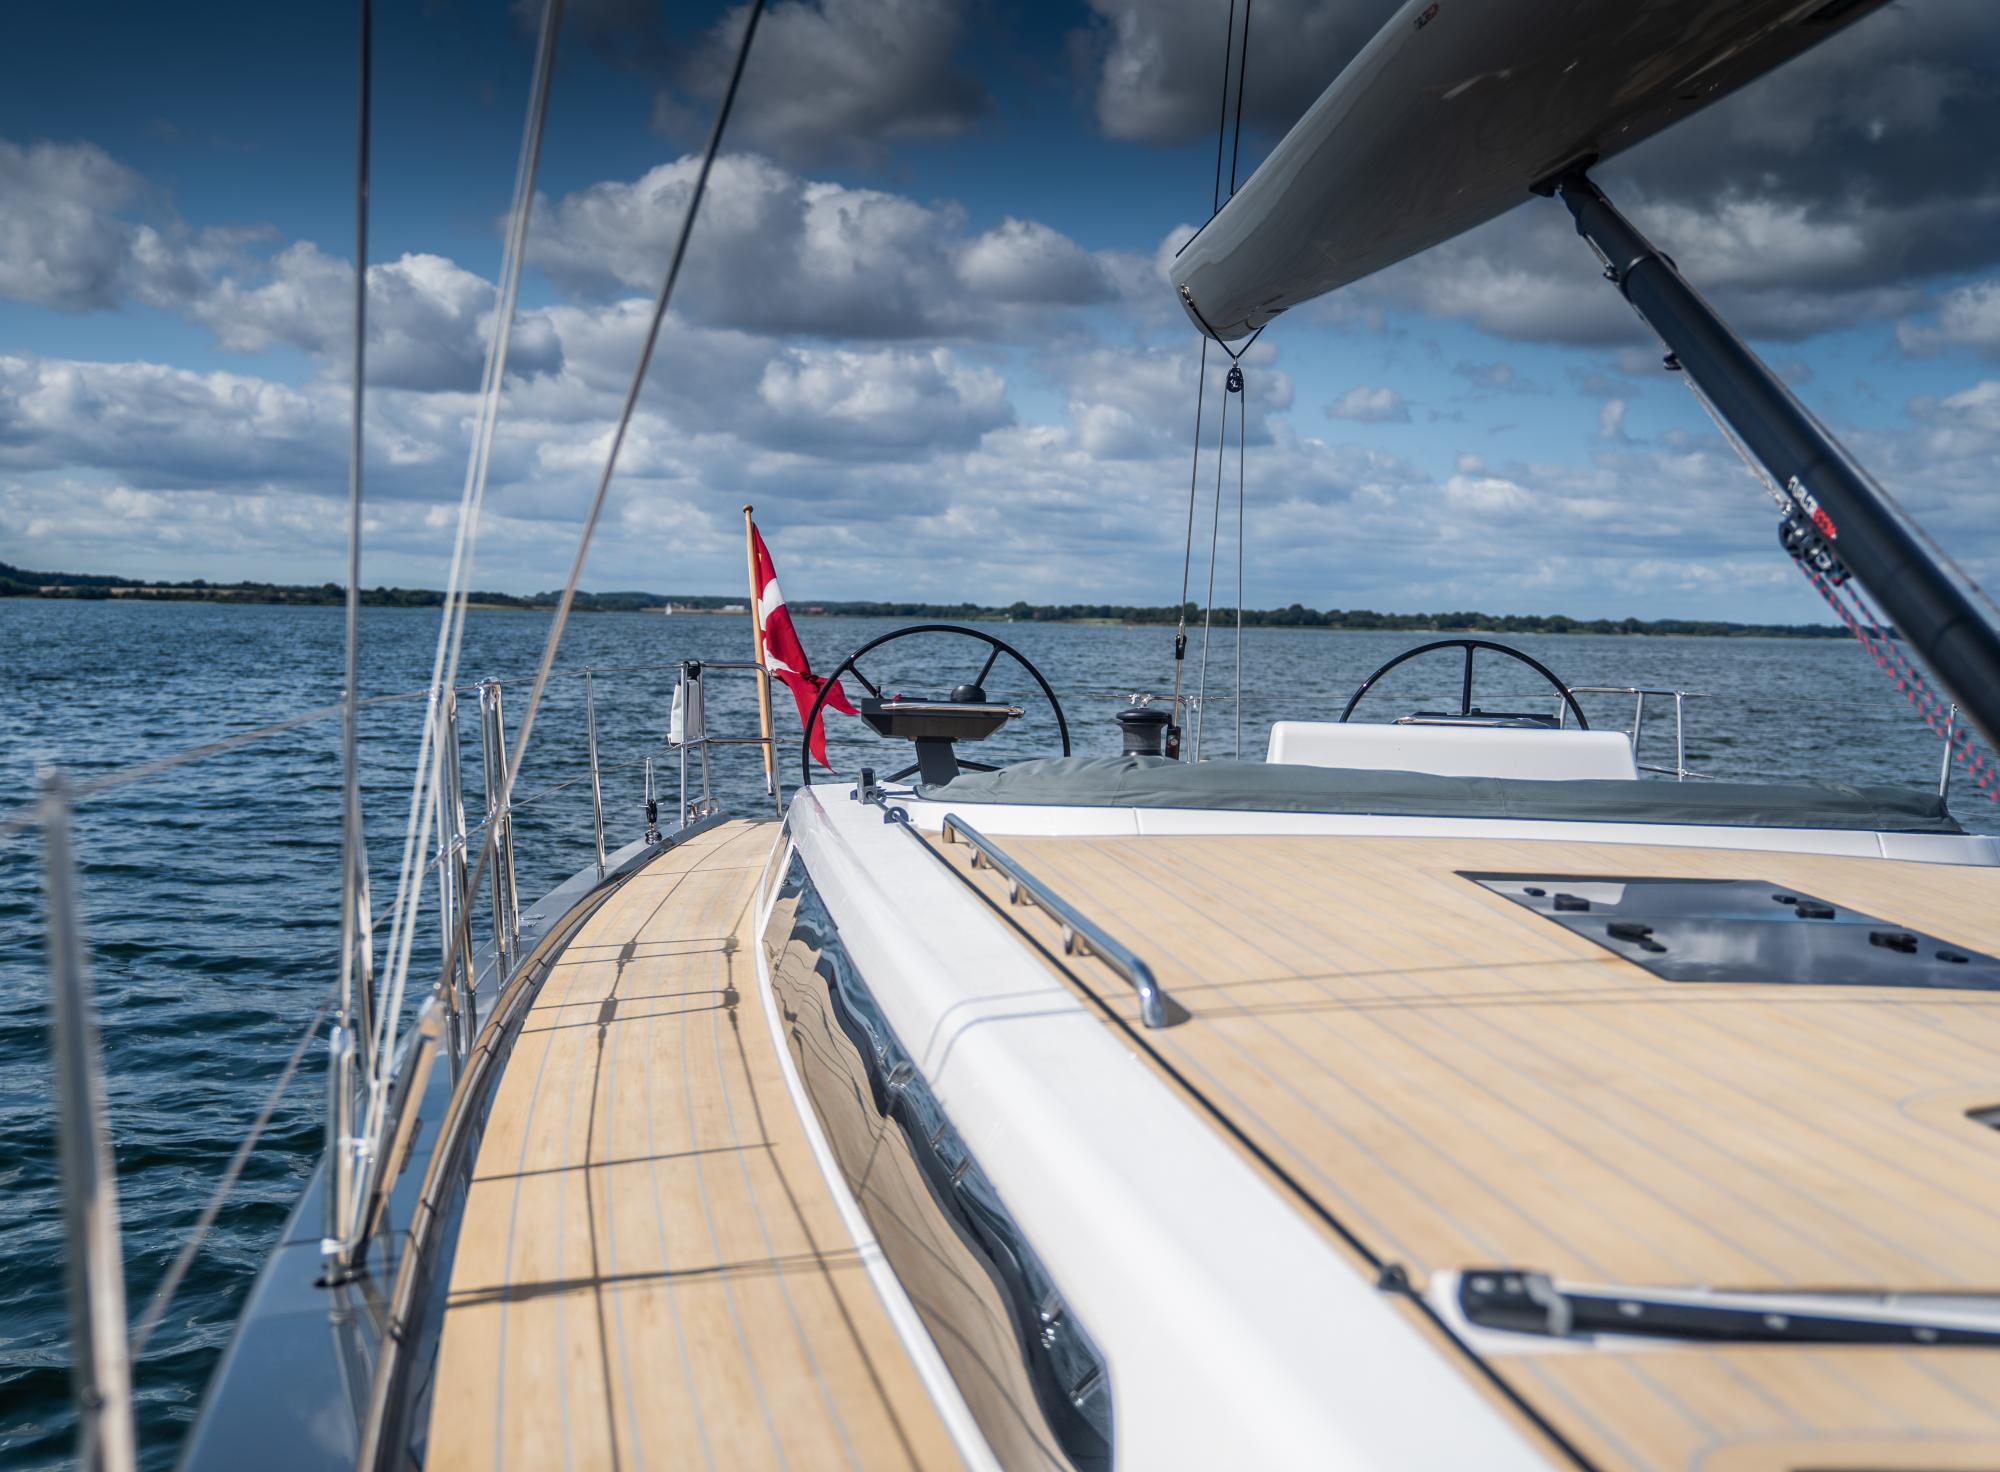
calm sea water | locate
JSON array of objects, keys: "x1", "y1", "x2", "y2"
[{"x1": 1, "y1": 598, "x2": 1990, "y2": 1468}]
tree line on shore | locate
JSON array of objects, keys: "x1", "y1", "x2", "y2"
[{"x1": 0, "y1": 561, "x2": 1851, "y2": 639}]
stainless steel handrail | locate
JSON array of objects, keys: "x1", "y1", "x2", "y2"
[
  {"x1": 433, "y1": 688, "x2": 477, "y2": 1063},
  {"x1": 476, "y1": 681, "x2": 521, "y2": 981},
  {"x1": 940, "y1": 814, "x2": 1185, "y2": 1029},
  {"x1": 1941, "y1": 703, "x2": 1958, "y2": 803},
  {"x1": 1560, "y1": 685, "x2": 1708, "y2": 781}
]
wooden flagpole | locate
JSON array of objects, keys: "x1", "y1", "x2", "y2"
[{"x1": 743, "y1": 504, "x2": 778, "y2": 798}]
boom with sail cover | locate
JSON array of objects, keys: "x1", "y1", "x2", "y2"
[
  {"x1": 1171, "y1": 0, "x2": 2000, "y2": 757},
  {"x1": 1172, "y1": 0, "x2": 1891, "y2": 342}
]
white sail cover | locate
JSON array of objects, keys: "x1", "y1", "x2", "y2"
[{"x1": 1174, "y1": 0, "x2": 1889, "y2": 340}]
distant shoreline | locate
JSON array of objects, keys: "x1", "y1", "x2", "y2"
[{"x1": 0, "y1": 559, "x2": 1855, "y2": 640}]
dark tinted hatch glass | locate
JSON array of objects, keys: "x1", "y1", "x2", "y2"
[{"x1": 1467, "y1": 875, "x2": 2000, "y2": 990}]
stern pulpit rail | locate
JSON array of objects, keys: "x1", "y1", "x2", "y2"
[{"x1": 1560, "y1": 686, "x2": 1708, "y2": 781}]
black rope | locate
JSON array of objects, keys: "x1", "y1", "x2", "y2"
[
  {"x1": 1234, "y1": 371, "x2": 1246, "y2": 757},
  {"x1": 1175, "y1": 0, "x2": 1263, "y2": 740},
  {"x1": 1210, "y1": 0, "x2": 1236, "y2": 216},
  {"x1": 1228, "y1": 0, "x2": 1253, "y2": 198},
  {"x1": 1173, "y1": 335, "x2": 1212, "y2": 675},
  {"x1": 1194, "y1": 362, "x2": 1236, "y2": 758}
]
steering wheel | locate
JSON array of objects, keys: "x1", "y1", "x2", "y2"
[
  {"x1": 800, "y1": 624, "x2": 1071, "y2": 786},
  {"x1": 1338, "y1": 638, "x2": 1589, "y2": 728}
]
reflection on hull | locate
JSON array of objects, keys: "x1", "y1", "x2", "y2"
[{"x1": 763, "y1": 851, "x2": 1111, "y2": 1471}]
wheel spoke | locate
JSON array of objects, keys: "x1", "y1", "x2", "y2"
[
  {"x1": 1342, "y1": 637, "x2": 1585, "y2": 729},
  {"x1": 798, "y1": 622, "x2": 1070, "y2": 787}
]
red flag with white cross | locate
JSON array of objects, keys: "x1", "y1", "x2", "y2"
[{"x1": 750, "y1": 522, "x2": 856, "y2": 769}]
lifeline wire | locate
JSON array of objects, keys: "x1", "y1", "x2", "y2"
[
  {"x1": 428, "y1": 0, "x2": 768, "y2": 1040},
  {"x1": 0, "y1": 688, "x2": 444, "y2": 847},
  {"x1": 337, "y1": 0, "x2": 376, "y2": 1084},
  {"x1": 130, "y1": 988, "x2": 337, "y2": 1358}
]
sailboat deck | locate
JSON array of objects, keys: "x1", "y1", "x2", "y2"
[
  {"x1": 933, "y1": 829, "x2": 2000, "y2": 1470},
  {"x1": 425, "y1": 820, "x2": 960, "y2": 1472}
]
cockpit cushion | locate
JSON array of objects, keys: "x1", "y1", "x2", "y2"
[{"x1": 918, "y1": 756, "x2": 1962, "y2": 834}]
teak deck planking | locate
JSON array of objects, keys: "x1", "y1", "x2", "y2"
[
  {"x1": 936, "y1": 830, "x2": 2000, "y2": 1472},
  {"x1": 426, "y1": 820, "x2": 961, "y2": 1472}
]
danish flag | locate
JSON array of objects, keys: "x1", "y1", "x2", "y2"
[{"x1": 751, "y1": 523, "x2": 856, "y2": 769}]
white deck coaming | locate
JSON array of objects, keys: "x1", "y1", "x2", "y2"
[
  {"x1": 888, "y1": 794, "x2": 2000, "y2": 866},
  {"x1": 783, "y1": 784, "x2": 1555, "y2": 1472},
  {"x1": 748, "y1": 826, "x2": 1004, "y2": 1472}
]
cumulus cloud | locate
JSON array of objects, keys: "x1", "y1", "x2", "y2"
[
  {"x1": 657, "y1": 0, "x2": 987, "y2": 166},
  {"x1": 0, "y1": 138, "x2": 251, "y2": 313},
  {"x1": 0, "y1": 353, "x2": 347, "y2": 488},
  {"x1": 188, "y1": 245, "x2": 562, "y2": 391},
  {"x1": 528, "y1": 153, "x2": 1134, "y2": 340},
  {"x1": 0, "y1": 138, "x2": 561, "y2": 391},
  {"x1": 7, "y1": 6, "x2": 2000, "y2": 622},
  {"x1": 750, "y1": 345, "x2": 1011, "y2": 455},
  {"x1": 1936, "y1": 380, "x2": 2000, "y2": 433},
  {"x1": 1899, "y1": 282, "x2": 2000, "y2": 359},
  {"x1": 1327, "y1": 385, "x2": 1406, "y2": 423},
  {"x1": 1050, "y1": 342, "x2": 1294, "y2": 463},
  {"x1": 955, "y1": 219, "x2": 1118, "y2": 306},
  {"x1": 0, "y1": 139, "x2": 150, "y2": 310}
]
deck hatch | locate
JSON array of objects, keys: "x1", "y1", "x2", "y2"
[{"x1": 1465, "y1": 874, "x2": 2000, "y2": 990}]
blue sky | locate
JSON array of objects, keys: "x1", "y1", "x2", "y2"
[{"x1": 3, "y1": 0, "x2": 1997, "y2": 622}]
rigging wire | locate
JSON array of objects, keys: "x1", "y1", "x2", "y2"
[
  {"x1": 369, "y1": 0, "x2": 565, "y2": 1089},
  {"x1": 1209, "y1": 0, "x2": 1237, "y2": 215},
  {"x1": 1227, "y1": 0, "x2": 1253, "y2": 199},
  {"x1": 337, "y1": 0, "x2": 376, "y2": 1090},
  {"x1": 1226, "y1": 0, "x2": 1257, "y2": 759},
  {"x1": 1176, "y1": 0, "x2": 1260, "y2": 746},
  {"x1": 424, "y1": 0, "x2": 768, "y2": 1045}
]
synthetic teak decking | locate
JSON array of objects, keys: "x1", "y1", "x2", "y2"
[
  {"x1": 426, "y1": 821, "x2": 962, "y2": 1472},
  {"x1": 935, "y1": 831, "x2": 2000, "y2": 1472}
]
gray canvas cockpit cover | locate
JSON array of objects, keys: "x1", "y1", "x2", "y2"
[{"x1": 919, "y1": 756, "x2": 1962, "y2": 834}]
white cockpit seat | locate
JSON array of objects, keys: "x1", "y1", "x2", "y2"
[{"x1": 1267, "y1": 721, "x2": 1638, "y2": 782}]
